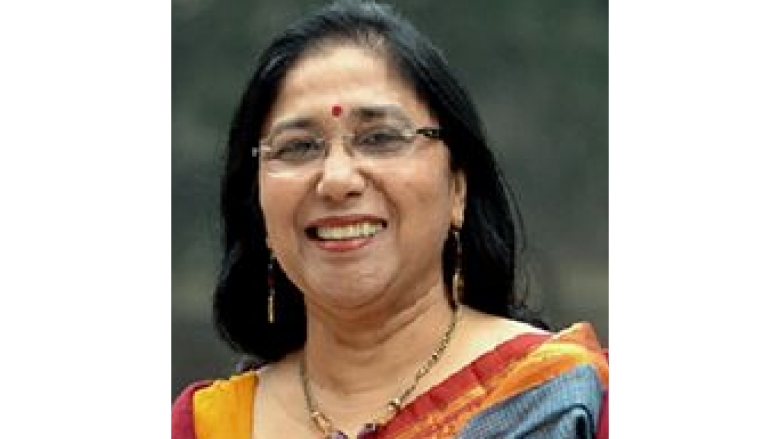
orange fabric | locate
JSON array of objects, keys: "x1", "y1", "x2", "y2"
[
  {"x1": 485, "y1": 322, "x2": 609, "y2": 405},
  {"x1": 192, "y1": 371, "x2": 257, "y2": 439}
]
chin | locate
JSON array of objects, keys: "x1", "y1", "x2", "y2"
[{"x1": 311, "y1": 281, "x2": 390, "y2": 310}]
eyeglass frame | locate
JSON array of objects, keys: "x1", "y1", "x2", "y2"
[{"x1": 250, "y1": 126, "x2": 444, "y2": 170}]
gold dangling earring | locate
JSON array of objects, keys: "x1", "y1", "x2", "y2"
[
  {"x1": 451, "y1": 228, "x2": 464, "y2": 305},
  {"x1": 267, "y1": 253, "x2": 276, "y2": 324}
]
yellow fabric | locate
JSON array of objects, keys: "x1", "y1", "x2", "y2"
[{"x1": 192, "y1": 371, "x2": 257, "y2": 439}]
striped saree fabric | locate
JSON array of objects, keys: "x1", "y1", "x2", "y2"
[{"x1": 172, "y1": 322, "x2": 609, "y2": 439}]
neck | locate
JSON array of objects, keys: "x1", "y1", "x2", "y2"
[
  {"x1": 300, "y1": 282, "x2": 457, "y2": 430},
  {"x1": 305, "y1": 287, "x2": 453, "y2": 386}
]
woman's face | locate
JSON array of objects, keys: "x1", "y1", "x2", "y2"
[{"x1": 259, "y1": 44, "x2": 466, "y2": 312}]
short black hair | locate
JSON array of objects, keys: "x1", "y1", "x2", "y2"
[{"x1": 214, "y1": 0, "x2": 542, "y2": 364}]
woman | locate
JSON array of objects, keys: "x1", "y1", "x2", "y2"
[{"x1": 172, "y1": 1, "x2": 608, "y2": 438}]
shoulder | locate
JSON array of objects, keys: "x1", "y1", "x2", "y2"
[
  {"x1": 534, "y1": 322, "x2": 609, "y2": 381},
  {"x1": 172, "y1": 381, "x2": 213, "y2": 439},
  {"x1": 171, "y1": 372, "x2": 259, "y2": 439},
  {"x1": 459, "y1": 321, "x2": 609, "y2": 438},
  {"x1": 458, "y1": 307, "x2": 549, "y2": 354},
  {"x1": 506, "y1": 322, "x2": 609, "y2": 436},
  {"x1": 440, "y1": 307, "x2": 551, "y2": 388},
  {"x1": 458, "y1": 309, "x2": 607, "y2": 378},
  {"x1": 498, "y1": 321, "x2": 608, "y2": 391}
]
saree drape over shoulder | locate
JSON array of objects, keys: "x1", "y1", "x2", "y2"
[{"x1": 172, "y1": 323, "x2": 609, "y2": 439}]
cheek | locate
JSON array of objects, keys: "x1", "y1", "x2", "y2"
[
  {"x1": 259, "y1": 177, "x2": 298, "y2": 247},
  {"x1": 397, "y1": 166, "x2": 456, "y2": 230}
]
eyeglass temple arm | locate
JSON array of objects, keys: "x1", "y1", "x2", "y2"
[{"x1": 416, "y1": 127, "x2": 443, "y2": 139}]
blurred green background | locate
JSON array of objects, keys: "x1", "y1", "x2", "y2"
[{"x1": 172, "y1": 0, "x2": 608, "y2": 399}]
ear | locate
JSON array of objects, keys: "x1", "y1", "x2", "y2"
[{"x1": 450, "y1": 170, "x2": 467, "y2": 228}]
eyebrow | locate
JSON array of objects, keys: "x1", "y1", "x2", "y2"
[
  {"x1": 265, "y1": 104, "x2": 415, "y2": 139},
  {"x1": 349, "y1": 104, "x2": 413, "y2": 124},
  {"x1": 265, "y1": 118, "x2": 317, "y2": 140}
]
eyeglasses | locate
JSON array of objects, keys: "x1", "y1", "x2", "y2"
[{"x1": 251, "y1": 124, "x2": 443, "y2": 176}]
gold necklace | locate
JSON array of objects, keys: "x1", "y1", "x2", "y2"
[{"x1": 299, "y1": 307, "x2": 461, "y2": 439}]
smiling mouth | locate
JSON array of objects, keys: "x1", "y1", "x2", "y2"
[{"x1": 306, "y1": 221, "x2": 387, "y2": 241}]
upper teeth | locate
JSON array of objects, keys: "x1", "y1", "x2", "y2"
[{"x1": 316, "y1": 222, "x2": 384, "y2": 240}]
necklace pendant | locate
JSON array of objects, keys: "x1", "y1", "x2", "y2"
[
  {"x1": 356, "y1": 423, "x2": 380, "y2": 439},
  {"x1": 326, "y1": 431, "x2": 349, "y2": 439}
]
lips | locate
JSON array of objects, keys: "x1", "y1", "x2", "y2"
[{"x1": 305, "y1": 216, "x2": 387, "y2": 241}]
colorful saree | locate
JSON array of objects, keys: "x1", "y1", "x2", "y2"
[{"x1": 172, "y1": 322, "x2": 609, "y2": 438}]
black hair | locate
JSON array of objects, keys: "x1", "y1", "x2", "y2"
[{"x1": 214, "y1": 0, "x2": 544, "y2": 365}]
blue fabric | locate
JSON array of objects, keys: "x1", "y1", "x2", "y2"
[{"x1": 457, "y1": 365, "x2": 604, "y2": 439}]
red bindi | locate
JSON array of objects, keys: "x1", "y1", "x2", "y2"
[{"x1": 331, "y1": 104, "x2": 343, "y2": 117}]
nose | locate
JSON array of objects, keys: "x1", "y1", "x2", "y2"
[{"x1": 315, "y1": 141, "x2": 366, "y2": 202}]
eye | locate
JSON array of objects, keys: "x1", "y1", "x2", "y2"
[
  {"x1": 354, "y1": 127, "x2": 408, "y2": 154},
  {"x1": 268, "y1": 136, "x2": 324, "y2": 162}
]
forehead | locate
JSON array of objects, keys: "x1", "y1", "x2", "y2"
[{"x1": 264, "y1": 44, "x2": 431, "y2": 130}]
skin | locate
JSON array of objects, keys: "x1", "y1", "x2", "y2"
[
  {"x1": 253, "y1": 44, "x2": 545, "y2": 438},
  {"x1": 260, "y1": 44, "x2": 464, "y2": 320}
]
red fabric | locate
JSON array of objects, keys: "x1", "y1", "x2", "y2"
[
  {"x1": 381, "y1": 332, "x2": 551, "y2": 438},
  {"x1": 172, "y1": 381, "x2": 212, "y2": 439},
  {"x1": 596, "y1": 348, "x2": 609, "y2": 438},
  {"x1": 596, "y1": 389, "x2": 609, "y2": 439}
]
